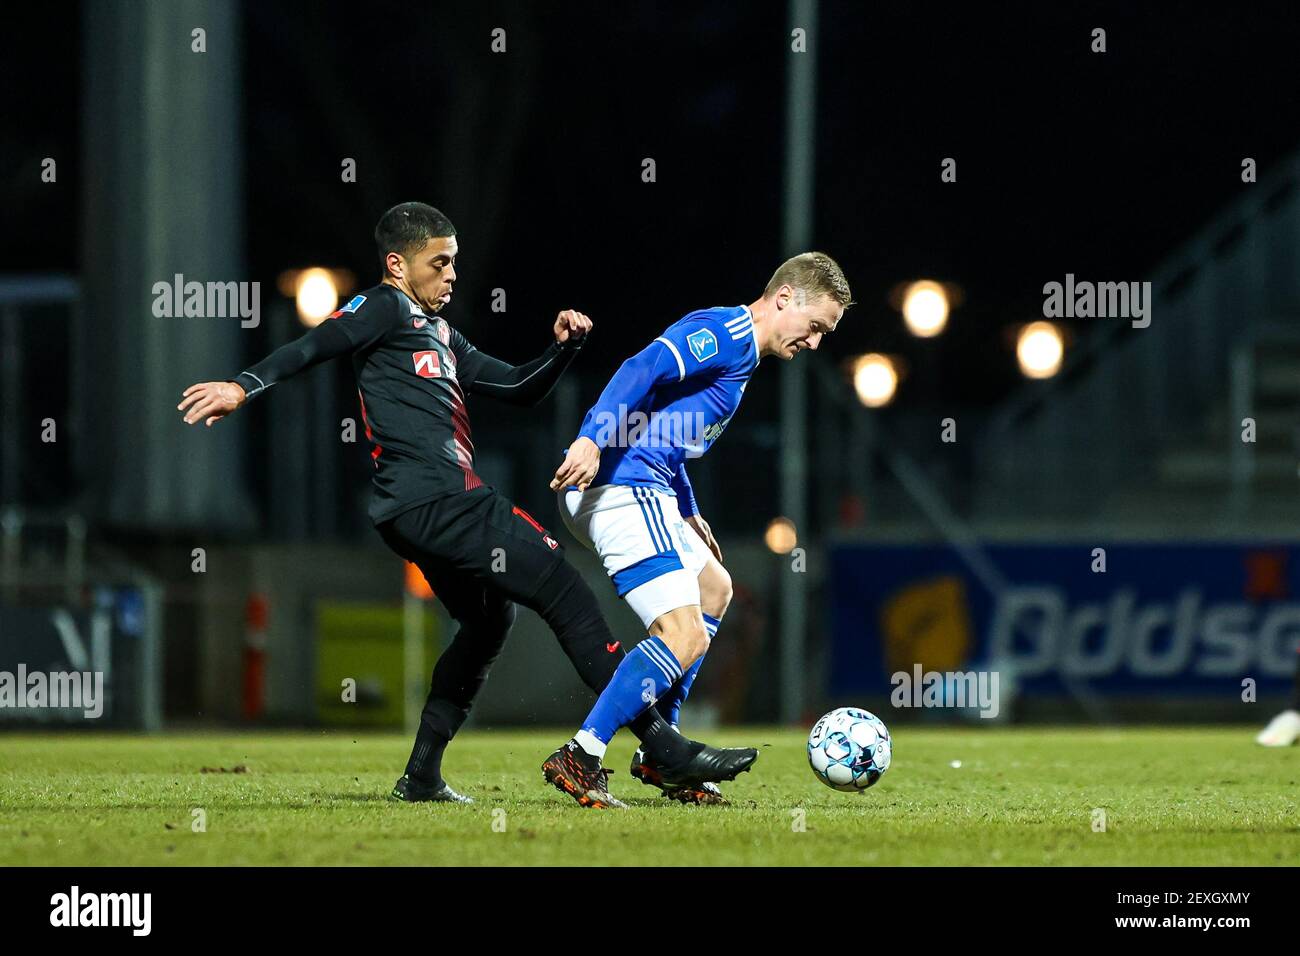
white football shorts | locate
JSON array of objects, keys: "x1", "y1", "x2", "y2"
[{"x1": 560, "y1": 483, "x2": 708, "y2": 629}]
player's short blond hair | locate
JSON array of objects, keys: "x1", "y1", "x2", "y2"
[{"x1": 763, "y1": 252, "x2": 853, "y2": 307}]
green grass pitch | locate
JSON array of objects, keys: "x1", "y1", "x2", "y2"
[{"x1": 1, "y1": 727, "x2": 1296, "y2": 866}]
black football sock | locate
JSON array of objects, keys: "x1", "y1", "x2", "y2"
[
  {"x1": 630, "y1": 708, "x2": 705, "y2": 766},
  {"x1": 403, "y1": 594, "x2": 515, "y2": 790},
  {"x1": 1292, "y1": 655, "x2": 1300, "y2": 710},
  {"x1": 405, "y1": 719, "x2": 451, "y2": 787}
]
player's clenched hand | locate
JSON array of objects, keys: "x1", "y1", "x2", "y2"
[
  {"x1": 550, "y1": 436, "x2": 600, "y2": 491},
  {"x1": 553, "y1": 309, "x2": 592, "y2": 345},
  {"x1": 687, "y1": 514, "x2": 722, "y2": 562},
  {"x1": 178, "y1": 381, "x2": 247, "y2": 427}
]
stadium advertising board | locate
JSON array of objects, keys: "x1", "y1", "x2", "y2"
[{"x1": 829, "y1": 542, "x2": 1300, "y2": 695}]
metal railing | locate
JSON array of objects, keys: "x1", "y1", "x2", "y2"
[{"x1": 971, "y1": 153, "x2": 1300, "y2": 520}]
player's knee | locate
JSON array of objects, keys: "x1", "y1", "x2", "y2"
[
  {"x1": 656, "y1": 611, "x2": 709, "y2": 666},
  {"x1": 478, "y1": 600, "x2": 516, "y2": 655},
  {"x1": 699, "y1": 563, "x2": 733, "y2": 618},
  {"x1": 685, "y1": 617, "x2": 709, "y2": 663},
  {"x1": 486, "y1": 598, "x2": 517, "y2": 635},
  {"x1": 533, "y1": 558, "x2": 594, "y2": 621}
]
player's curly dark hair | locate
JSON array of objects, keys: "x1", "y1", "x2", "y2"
[
  {"x1": 764, "y1": 252, "x2": 854, "y2": 308},
  {"x1": 375, "y1": 202, "x2": 457, "y2": 274}
]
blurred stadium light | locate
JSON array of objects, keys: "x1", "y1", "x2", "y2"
[
  {"x1": 293, "y1": 268, "x2": 340, "y2": 327},
  {"x1": 901, "y1": 280, "x2": 950, "y2": 337},
  {"x1": 1015, "y1": 321, "x2": 1064, "y2": 379},
  {"x1": 852, "y1": 353, "x2": 900, "y2": 407},
  {"x1": 765, "y1": 517, "x2": 798, "y2": 554}
]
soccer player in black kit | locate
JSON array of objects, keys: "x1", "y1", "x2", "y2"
[{"x1": 178, "y1": 203, "x2": 754, "y2": 807}]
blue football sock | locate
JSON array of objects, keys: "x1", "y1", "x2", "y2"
[
  {"x1": 656, "y1": 613, "x2": 719, "y2": 727},
  {"x1": 576, "y1": 635, "x2": 683, "y2": 758}
]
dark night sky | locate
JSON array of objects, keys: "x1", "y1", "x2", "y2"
[{"x1": 7, "y1": 1, "x2": 1300, "y2": 414}]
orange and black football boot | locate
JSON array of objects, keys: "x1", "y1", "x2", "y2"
[{"x1": 542, "y1": 740, "x2": 628, "y2": 809}]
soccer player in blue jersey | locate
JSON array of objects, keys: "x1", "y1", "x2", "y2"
[{"x1": 541, "y1": 252, "x2": 853, "y2": 808}]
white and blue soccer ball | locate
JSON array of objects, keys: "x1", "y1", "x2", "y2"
[{"x1": 807, "y1": 707, "x2": 892, "y2": 792}]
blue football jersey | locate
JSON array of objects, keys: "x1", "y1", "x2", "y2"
[{"x1": 577, "y1": 305, "x2": 761, "y2": 497}]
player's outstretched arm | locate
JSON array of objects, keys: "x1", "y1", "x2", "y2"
[
  {"x1": 177, "y1": 297, "x2": 395, "y2": 428},
  {"x1": 177, "y1": 320, "x2": 352, "y2": 427},
  {"x1": 178, "y1": 381, "x2": 247, "y2": 427},
  {"x1": 461, "y1": 310, "x2": 591, "y2": 407}
]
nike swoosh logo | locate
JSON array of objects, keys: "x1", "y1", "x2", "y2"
[{"x1": 606, "y1": 642, "x2": 620, "y2": 653}]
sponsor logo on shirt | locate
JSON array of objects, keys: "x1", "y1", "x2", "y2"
[
  {"x1": 686, "y1": 328, "x2": 719, "y2": 363},
  {"x1": 412, "y1": 350, "x2": 441, "y2": 378}
]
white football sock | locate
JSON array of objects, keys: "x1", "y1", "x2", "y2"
[{"x1": 574, "y1": 729, "x2": 607, "y2": 759}]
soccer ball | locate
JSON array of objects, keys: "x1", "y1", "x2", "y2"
[{"x1": 807, "y1": 707, "x2": 892, "y2": 792}]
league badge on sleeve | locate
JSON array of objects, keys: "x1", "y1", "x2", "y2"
[
  {"x1": 686, "y1": 328, "x2": 719, "y2": 363},
  {"x1": 332, "y1": 295, "x2": 369, "y2": 317}
]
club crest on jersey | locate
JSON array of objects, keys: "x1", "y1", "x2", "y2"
[
  {"x1": 686, "y1": 328, "x2": 719, "y2": 363},
  {"x1": 436, "y1": 320, "x2": 450, "y2": 345},
  {"x1": 412, "y1": 350, "x2": 441, "y2": 378},
  {"x1": 330, "y1": 293, "x2": 366, "y2": 318}
]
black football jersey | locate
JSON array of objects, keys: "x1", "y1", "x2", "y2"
[{"x1": 234, "y1": 282, "x2": 580, "y2": 523}]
